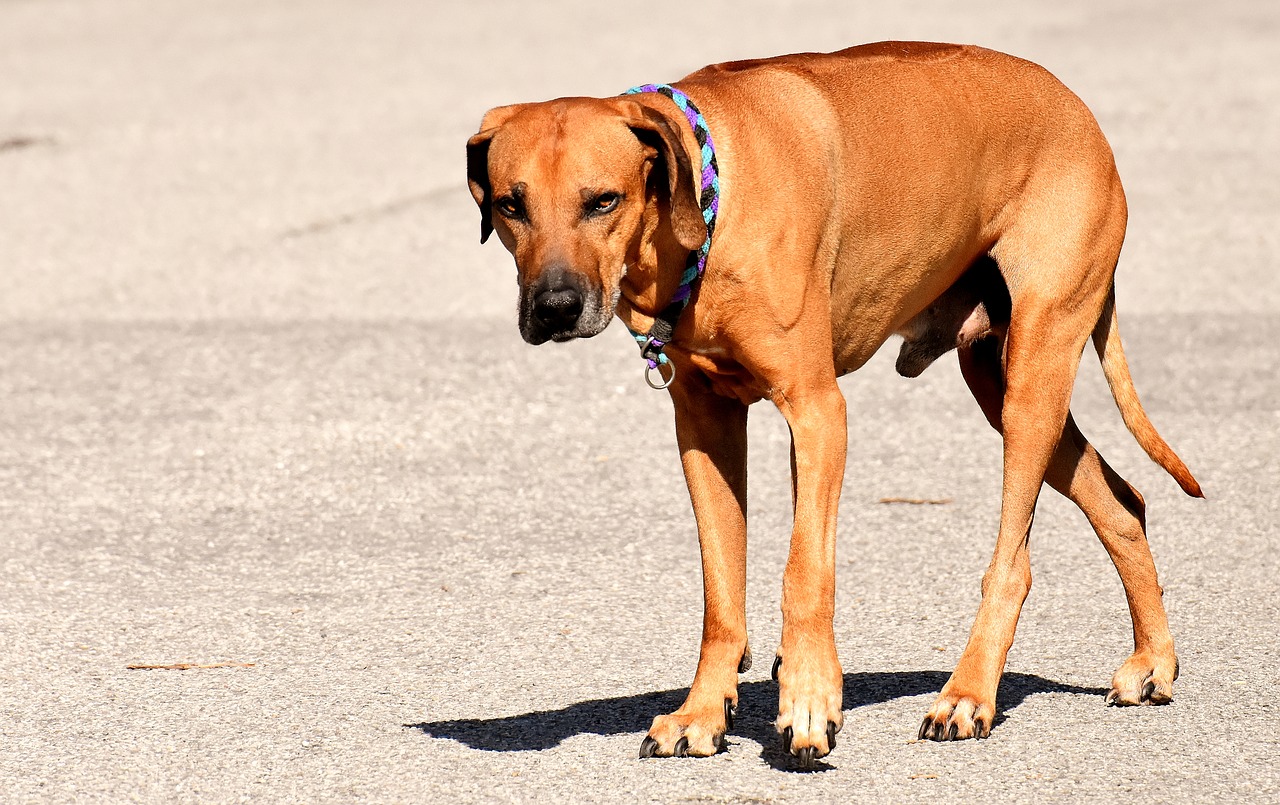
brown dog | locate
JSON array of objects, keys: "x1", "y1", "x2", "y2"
[{"x1": 466, "y1": 41, "x2": 1202, "y2": 766}]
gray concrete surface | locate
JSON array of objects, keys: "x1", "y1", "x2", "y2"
[{"x1": 1, "y1": 0, "x2": 1277, "y2": 802}]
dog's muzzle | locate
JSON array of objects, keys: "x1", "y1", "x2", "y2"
[{"x1": 520, "y1": 267, "x2": 610, "y2": 344}]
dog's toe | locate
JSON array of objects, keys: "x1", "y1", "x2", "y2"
[
  {"x1": 797, "y1": 746, "x2": 817, "y2": 770},
  {"x1": 642, "y1": 703, "x2": 733, "y2": 758},
  {"x1": 1108, "y1": 650, "x2": 1177, "y2": 707},
  {"x1": 774, "y1": 648, "x2": 843, "y2": 764},
  {"x1": 919, "y1": 690, "x2": 993, "y2": 741}
]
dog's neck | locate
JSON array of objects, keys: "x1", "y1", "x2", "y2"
[{"x1": 614, "y1": 196, "x2": 695, "y2": 336}]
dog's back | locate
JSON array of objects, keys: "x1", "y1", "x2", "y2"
[{"x1": 673, "y1": 43, "x2": 1120, "y2": 370}]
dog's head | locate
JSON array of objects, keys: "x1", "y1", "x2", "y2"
[{"x1": 466, "y1": 97, "x2": 705, "y2": 345}]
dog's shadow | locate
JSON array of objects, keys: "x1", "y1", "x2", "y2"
[{"x1": 406, "y1": 670, "x2": 1105, "y2": 771}]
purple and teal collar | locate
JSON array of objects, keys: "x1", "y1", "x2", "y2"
[{"x1": 623, "y1": 83, "x2": 721, "y2": 389}]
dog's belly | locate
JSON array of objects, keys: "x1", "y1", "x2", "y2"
[{"x1": 828, "y1": 243, "x2": 990, "y2": 376}]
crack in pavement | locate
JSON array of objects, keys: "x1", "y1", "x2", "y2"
[{"x1": 279, "y1": 186, "x2": 458, "y2": 241}]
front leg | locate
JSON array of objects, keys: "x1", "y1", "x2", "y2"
[
  {"x1": 773, "y1": 381, "x2": 847, "y2": 767},
  {"x1": 639, "y1": 377, "x2": 749, "y2": 758}
]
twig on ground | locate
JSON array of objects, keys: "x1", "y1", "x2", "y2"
[{"x1": 125, "y1": 662, "x2": 256, "y2": 671}]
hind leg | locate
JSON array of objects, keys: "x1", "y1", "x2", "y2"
[
  {"x1": 956, "y1": 337, "x2": 1178, "y2": 709},
  {"x1": 1053, "y1": 420, "x2": 1179, "y2": 705},
  {"x1": 919, "y1": 292, "x2": 1099, "y2": 740}
]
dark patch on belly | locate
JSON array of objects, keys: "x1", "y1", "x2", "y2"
[{"x1": 683, "y1": 351, "x2": 770, "y2": 405}]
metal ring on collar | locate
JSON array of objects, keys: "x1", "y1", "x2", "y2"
[{"x1": 645, "y1": 361, "x2": 676, "y2": 390}]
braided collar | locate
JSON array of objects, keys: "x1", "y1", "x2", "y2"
[{"x1": 623, "y1": 83, "x2": 721, "y2": 388}]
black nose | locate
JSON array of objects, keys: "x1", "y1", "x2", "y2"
[{"x1": 533, "y1": 285, "x2": 583, "y2": 332}]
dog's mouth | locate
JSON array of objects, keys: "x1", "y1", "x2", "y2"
[{"x1": 521, "y1": 319, "x2": 611, "y2": 345}]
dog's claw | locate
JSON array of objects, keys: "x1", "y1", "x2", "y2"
[
  {"x1": 781, "y1": 725, "x2": 793, "y2": 754},
  {"x1": 973, "y1": 717, "x2": 988, "y2": 739},
  {"x1": 918, "y1": 717, "x2": 931, "y2": 740},
  {"x1": 724, "y1": 698, "x2": 737, "y2": 730},
  {"x1": 738, "y1": 648, "x2": 752, "y2": 674},
  {"x1": 1141, "y1": 680, "x2": 1156, "y2": 703},
  {"x1": 639, "y1": 736, "x2": 659, "y2": 758},
  {"x1": 673, "y1": 736, "x2": 689, "y2": 757},
  {"x1": 771, "y1": 655, "x2": 781, "y2": 682},
  {"x1": 826, "y1": 721, "x2": 838, "y2": 752},
  {"x1": 797, "y1": 746, "x2": 816, "y2": 770}
]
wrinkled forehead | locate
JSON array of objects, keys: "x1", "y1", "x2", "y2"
[{"x1": 487, "y1": 101, "x2": 647, "y2": 193}]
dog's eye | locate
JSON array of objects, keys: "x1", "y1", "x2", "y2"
[
  {"x1": 495, "y1": 197, "x2": 524, "y2": 220},
  {"x1": 587, "y1": 193, "x2": 621, "y2": 216}
]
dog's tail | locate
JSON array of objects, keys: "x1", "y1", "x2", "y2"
[{"x1": 1092, "y1": 287, "x2": 1203, "y2": 497}]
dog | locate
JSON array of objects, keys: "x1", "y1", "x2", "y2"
[{"x1": 466, "y1": 41, "x2": 1202, "y2": 767}]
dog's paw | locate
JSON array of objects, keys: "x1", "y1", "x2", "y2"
[
  {"x1": 639, "y1": 698, "x2": 735, "y2": 759},
  {"x1": 1107, "y1": 650, "x2": 1178, "y2": 706},
  {"x1": 774, "y1": 648, "x2": 843, "y2": 767},
  {"x1": 918, "y1": 688, "x2": 995, "y2": 741}
]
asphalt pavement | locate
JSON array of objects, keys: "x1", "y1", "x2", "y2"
[{"x1": 1, "y1": 1, "x2": 1277, "y2": 802}]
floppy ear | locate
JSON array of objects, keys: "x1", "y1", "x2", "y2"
[
  {"x1": 620, "y1": 100, "x2": 706, "y2": 251},
  {"x1": 466, "y1": 104, "x2": 525, "y2": 244}
]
